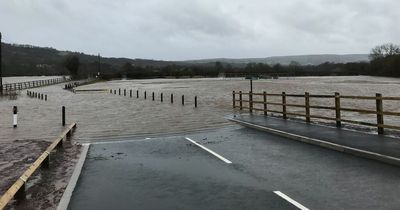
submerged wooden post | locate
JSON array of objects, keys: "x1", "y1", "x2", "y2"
[
  {"x1": 305, "y1": 92, "x2": 310, "y2": 123},
  {"x1": 239, "y1": 91, "x2": 243, "y2": 110},
  {"x1": 119, "y1": 88, "x2": 121, "y2": 95},
  {"x1": 376, "y1": 93, "x2": 384, "y2": 134},
  {"x1": 161, "y1": 93, "x2": 163, "y2": 102},
  {"x1": 335, "y1": 92, "x2": 341, "y2": 127},
  {"x1": 130, "y1": 90, "x2": 132, "y2": 97},
  {"x1": 282, "y1": 92, "x2": 287, "y2": 119},
  {"x1": 62, "y1": 106, "x2": 66, "y2": 126},
  {"x1": 144, "y1": 91, "x2": 147, "y2": 99},
  {"x1": 263, "y1": 91, "x2": 267, "y2": 116},
  {"x1": 182, "y1": 95, "x2": 184, "y2": 105},
  {"x1": 15, "y1": 183, "x2": 26, "y2": 200},
  {"x1": 124, "y1": 89, "x2": 126, "y2": 96},
  {"x1": 233, "y1": 91, "x2": 236, "y2": 108},
  {"x1": 152, "y1": 92, "x2": 155, "y2": 101},
  {"x1": 171, "y1": 93, "x2": 174, "y2": 104},
  {"x1": 249, "y1": 91, "x2": 253, "y2": 113},
  {"x1": 137, "y1": 90, "x2": 139, "y2": 98},
  {"x1": 195, "y1": 96, "x2": 197, "y2": 108}
]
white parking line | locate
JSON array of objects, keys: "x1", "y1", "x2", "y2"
[
  {"x1": 185, "y1": 137, "x2": 232, "y2": 164},
  {"x1": 273, "y1": 191, "x2": 309, "y2": 210}
]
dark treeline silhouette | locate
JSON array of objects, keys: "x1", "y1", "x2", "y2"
[{"x1": 1, "y1": 42, "x2": 399, "y2": 79}]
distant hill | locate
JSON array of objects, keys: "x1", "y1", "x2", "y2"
[
  {"x1": 183, "y1": 54, "x2": 369, "y2": 66},
  {"x1": 1, "y1": 42, "x2": 369, "y2": 76}
]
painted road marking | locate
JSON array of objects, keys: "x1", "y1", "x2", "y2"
[
  {"x1": 185, "y1": 137, "x2": 232, "y2": 164},
  {"x1": 273, "y1": 191, "x2": 309, "y2": 210}
]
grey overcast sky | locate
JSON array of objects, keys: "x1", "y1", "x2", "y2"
[{"x1": 1, "y1": 0, "x2": 399, "y2": 60}]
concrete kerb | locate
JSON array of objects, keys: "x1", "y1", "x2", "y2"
[
  {"x1": 57, "y1": 144, "x2": 90, "y2": 210},
  {"x1": 229, "y1": 118, "x2": 400, "y2": 167}
]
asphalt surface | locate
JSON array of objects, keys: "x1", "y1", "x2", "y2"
[
  {"x1": 233, "y1": 114, "x2": 400, "y2": 158},
  {"x1": 68, "y1": 125, "x2": 400, "y2": 210}
]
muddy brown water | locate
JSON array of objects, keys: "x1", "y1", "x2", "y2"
[{"x1": 1, "y1": 76, "x2": 400, "y2": 143}]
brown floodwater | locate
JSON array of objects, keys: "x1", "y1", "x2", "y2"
[{"x1": 1, "y1": 76, "x2": 400, "y2": 144}]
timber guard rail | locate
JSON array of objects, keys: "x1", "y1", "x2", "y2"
[{"x1": 0, "y1": 123, "x2": 77, "y2": 209}]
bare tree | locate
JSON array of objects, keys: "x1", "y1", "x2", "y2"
[{"x1": 370, "y1": 43, "x2": 400, "y2": 60}]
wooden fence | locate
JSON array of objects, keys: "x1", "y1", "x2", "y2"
[
  {"x1": 1, "y1": 77, "x2": 69, "y2": 93},
  {"x1": 0, "y1": 123, "x2": 77, "y2": 209},
  {"x1": 232, "y1": 91, "x2": 400, "y2": 134}
]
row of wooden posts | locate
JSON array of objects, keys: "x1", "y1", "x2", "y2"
[
  {"x1": 233, "y1": 91, "x2": 400, "y2": 135},
  {"x1": 0, "y1": 107, "x2": 75, "y2": 208},
  {"x1": 27, "y1": 90, "x2": 47, "y2": 101},
  {"x1": 2, "y1": 77, "x2": 69, "y2": 93},
  {"x1": 110, "y1": 88, "x2": 198, "y2": 108}
]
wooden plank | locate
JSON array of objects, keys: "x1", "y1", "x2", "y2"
[
  {"x1": 0, "y1": 123, "x2": 77, "y2": 209},
  {"x1": 340, "y1": 108, "x2": 377, "y2": 114}
]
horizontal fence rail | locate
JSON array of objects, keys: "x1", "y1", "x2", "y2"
[
  {"x1": 232, "y1": 91, "x2": 400, "y2": 134},
  {"x1": 1, "y1": 77, "x2": 69, "y2": 93},
  {"x1": 0, "y1": 123, "x2": 77, "y2": 209}
]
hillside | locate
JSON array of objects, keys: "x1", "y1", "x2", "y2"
[
  {"x1": 184, "y1": 54, "x2": 369, "y2": 66},
  {"x1": 1, "y1": 42, "x2": 369, "y2": 76}
]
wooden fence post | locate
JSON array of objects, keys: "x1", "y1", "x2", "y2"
[
  {"x1": 124, "y1": 89, "x2": 126, "y2": 96},
  {"x1": 62, "y1": 106, "x2": 66, "y2": 126},
  {"x1": 233, "y1": 91, "x2": 236, "y2": 108},
  {"x1": 305, "y1": 92, "x2": 310, "y2": 123},
  {"x1": 119, "y1": 88, "x2": 121, "y2": 95},
  {"x1": 161, "y1": 93, "x2": 163, "y2": 102},
  {"x1": 182, "y1": 95, "x2": 184, "y2": 105},
  {"x1": 239, "y1": 91, "x2": 242, "y2": 110},
  {"x1": 195, "y1": 96, "x2": 197, "y2": 108},
  {"x1": 376, "y1": 93, "x2": 384, "y2": 134},
  {"x1": 263, "y1": 91, "x2": 267, "y2": 116},
  {"x1": 137, "y1": 90, "x2": 139, "y2": 98},
  {"x1": 282, "y1": 92, "x2": 287, "y2": 119},
  {"x1": 335, "y1": 92, "x2": 341, "y2": 127},
  {"x1": 152, "y1": 92, "x2": 155, "y2": 101},
  {"x1": 144, "y1": 91, "x2": 147, "y2": 99},
  {"x1": 130, "y1": 90, "x2": 132, "y2": 97},
  {"x1": 171, "y1": 93, "x2": 174, "y2": 104},
  {"x1": 249, "y1": 91, "x2": 253, "y2": 113}
]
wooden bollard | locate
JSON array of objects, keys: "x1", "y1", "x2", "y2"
[
  {"x1": 161, "y1": 93, "x2": 163, "y2": 102},
  {"x1": 305, "y1": 92, "x2": 310, "y2": 123},
  {"x1": 233, "y1": 91, "x2": 235, "y2": 108},
  {"x1": 263, "y1": 91, "x2": 267, "y2": 116},
  {"x1": 376, "y1": 93, "x2": 384, "y2": 134},
  {"x1": 282, "y1": 92, "x2": 287, "y2": 119},
  {"x1": 62, "y1": 106, "x2": 66, "y2": 126},
  {"x1": 171, "y1": 93, "x2": 174, "y2": 104},
  {"x1": 335, "y1": 92, "x2": 341, "y2": 127},
  {"x1": 195, "y1": 96, "x2": 197, "y2": 108},
  {"x1": 182, "y1": 95, "x2": 184, "y2": 105},
  {"x1": 13, "y1": 106, "x2": 18, "y2": 128},
  {"x1": 239, "y1": 91, "x2": 242, "y2": 110},
  {"x1": 152, "y1": 92, "x2": 155, "y2": 101}
]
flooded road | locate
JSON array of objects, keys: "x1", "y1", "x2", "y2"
[{"x1": 1, "y1": 76, "x2": 400, "y2": 143}]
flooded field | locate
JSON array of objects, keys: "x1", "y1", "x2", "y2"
[
  {"x1": 1, "y1": 76, "x2": 400, "y2": 143},
  {"x1": 0, "y1": 76, "x2": 400, "y2": 142},
  {"x1": 1, "y1": 75, "x2": 400, "y2": 208}
]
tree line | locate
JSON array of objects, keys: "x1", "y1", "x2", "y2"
[{"x1": 3, "y1": 42, "x2": 400, "y2": 79}]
